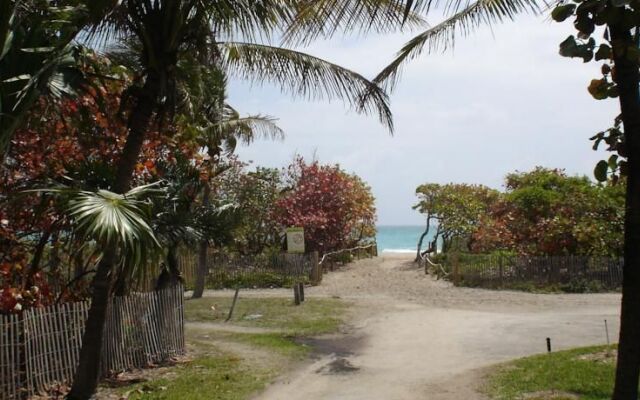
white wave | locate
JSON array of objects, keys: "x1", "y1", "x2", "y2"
[{"x1": 381, "y1": 249, "x2": 415, "y2": 254}]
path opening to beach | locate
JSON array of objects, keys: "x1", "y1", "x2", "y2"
[{"x1": 233, "y1": 253, "x2": 622, "y2": 400}]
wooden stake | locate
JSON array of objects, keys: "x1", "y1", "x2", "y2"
[
  {"x1": 225, "y1": 288, "x2": 240, "y2": 322},
  {"x1": 294, "y1": 284, "x2": 301, "y2": 305}
]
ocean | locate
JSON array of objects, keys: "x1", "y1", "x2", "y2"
[{"x1": 376, "y1": 225, "x2": 433, "y2": 254}]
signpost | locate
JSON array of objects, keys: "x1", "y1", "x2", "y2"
[{"x1": 286, "y1": 227, "x2": 305, "y2": 254}]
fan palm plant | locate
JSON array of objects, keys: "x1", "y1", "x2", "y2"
[{"x1": 32, "y1": 181, "x2": 163, "y2": 315}]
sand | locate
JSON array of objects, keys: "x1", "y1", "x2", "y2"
[{"x1": 245, "y1": 253, "x2": 621, "y2": 400}]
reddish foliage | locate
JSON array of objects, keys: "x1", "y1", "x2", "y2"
[
  {"x1": 0, "y1": 75, "x2": 201, "y2": 313},
  {"x1": 274, "y1": 158, "x2": 376, "y2": 254}
]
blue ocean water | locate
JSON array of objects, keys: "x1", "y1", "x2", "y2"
[{"x1": 376, "y1": 225, "x2": 434, "y2": 253}]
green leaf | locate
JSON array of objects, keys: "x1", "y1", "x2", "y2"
[
  {"x1": 588, "y1": 79, "x2": 610, "y2": 100},
  {"x1": 595, "y1": 44, "x2": 612, "y2": 61},
  {"x1": 574, "y1": 12, "x2": 595, "y2": 35},
  {"x1": 594, "y1": 160, "x2": 609, "y2": 182},
  {"x1": 552, "y1": 4, "x2": 576, "y2": 22},
  {"x1": 559, "y1": 36, "x2": 579, "y2": 57}
]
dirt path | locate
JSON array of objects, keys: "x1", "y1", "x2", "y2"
[{"x1": 249, "y1": 254, "x2": 621, "y2": 400}]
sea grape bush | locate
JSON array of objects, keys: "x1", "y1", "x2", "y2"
[
  {"x1": 274, "y1": 157, "x2": 376, "y2": 254},
  {"x1": 415, "y1": 167, "x2": 624, "y2": 257}
]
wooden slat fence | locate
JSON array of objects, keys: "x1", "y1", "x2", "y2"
[
  {"x1": 176, "y1": 244, "x2": 378, "y2": 290},
  {"x1": 454, "y1": 255, "x2": 623, "y2": 290},
  {"x1": 0, "y1": 284, "x2": 185, "y2": 399},
  {"x1": 178, "y1": 252, "x2": 318, "y2": 289}
]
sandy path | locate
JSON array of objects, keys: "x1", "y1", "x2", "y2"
[{"x1": 245, "y1": 254, "x2": 621, "y2": 400}]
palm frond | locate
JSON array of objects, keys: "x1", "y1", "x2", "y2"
[
  {"x1": 217, "y1": 114, "x2": 285, "y2": 144},
  {"x1": 375, "y1": 0, "x2": 539, "y2": 91},
  {"x1": 282, "y1": 0, "x2": 428, "y2": 46},
  {"x1": 33, "y1": 183, "x2": 163, "y2": 269},
  {"x1": 220, "y1": 41, "x2": 393, "y2": 133}
]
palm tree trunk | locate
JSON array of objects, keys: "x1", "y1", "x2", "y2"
[
  {"x1": 192, "y1": 183, "x2": 211, "y2": 299},
  {"x1": 156, "y1": 245, "x2": 183, "y2": 291},
  {"x1": 67, "y1": 76, "x2": 159, "y2": 400},
  {"x1": 611, "y1": 26, "x2": 640, "y2": 400},
  {"x1": 65, "y1": 247, "x2": 116, "y2": 400}
]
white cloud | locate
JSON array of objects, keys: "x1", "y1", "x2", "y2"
[{"x1": 230, "y1": 14, "x2": 619, "y2": 225}]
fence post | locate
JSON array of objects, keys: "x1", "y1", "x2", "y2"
[
  {"x1": 298, "y1": 282, "x2": 305, "y2": 303},
  {"x1": 498, "y1": 255, "x2": 504, "y2": 287},
  {"x1": 310, "y1": 251, "x2": 321, "y2": 285},
  {"x1": 293, "y1": 284, "x2": 301, "y2": 305}
]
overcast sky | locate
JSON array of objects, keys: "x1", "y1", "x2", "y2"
[{"x1": 229, "y1": 14, "x2": 619, "y2": 226}]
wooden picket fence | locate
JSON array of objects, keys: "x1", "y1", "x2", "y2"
[
  {"x1": 174, "y1": 244, "x2": 378, "y2": 290},
  {"x1": 451, "y1": 254, "x2": 623, "y2": 290},
  {"x1": 178, "y1": 251, "x2": 321, "y2": 289},
  {"x1": 0, "y1": 285, "x2": 185, "y2": 399}
]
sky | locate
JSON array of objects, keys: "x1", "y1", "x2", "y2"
[{"x1": 228, "y1": 13, "x2": 619, "y2": 226}]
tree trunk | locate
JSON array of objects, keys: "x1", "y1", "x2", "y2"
[
  {"x1": 65, "y1": 248, "x2": 116, "y2": 400},
  {"x1": 22, "y1": 230, "x2": 50, "y2": 290},
  {"x1": 67, "y1": 76, "x2": 159, "y2": 400},
  {"x1": 156, "y1": 245, "x2": 183, "y2": 291},
  {"x1": 415, "y1": 215, "x2": 432, "y2": 262},
  {"x1": 611, "y1": 25, "x2": 640, "y2": 400},
  {"x1": 192, "y1": 183, "x2": 211, "y2": 299}
]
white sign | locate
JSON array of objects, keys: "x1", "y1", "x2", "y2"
[{"x1": 286, "y1": 227, "x2": 305, "y2": 254}]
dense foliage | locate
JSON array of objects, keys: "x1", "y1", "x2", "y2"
[
  {"x1": 414, "y1": 183, "x2": 498, "y2": 254},
  {"x1": 274, "y1": 158, "x2": 377, "y2": 254},
  {"x1": 415, "y1": 168, "x2": 625, "y2": 257},
  {"x1": 215, "y1": 157, "x2": 377, "y2": 256}
]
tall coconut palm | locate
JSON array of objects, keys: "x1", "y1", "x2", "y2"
[
  {"x1": 68, "y1": 2, "x2": 417, "y2": 398},
  {"x1": 372, "y1": 1, "x2": 640, "y2": 398},
  {"x1": 107, "y1": 39, "x2": 285, "y2": 298}
]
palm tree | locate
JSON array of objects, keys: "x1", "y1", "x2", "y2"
[
  {"x1": 67, "y1": 2, "x2": 417, "y2": 398},
  {"x1": 0, "y1": 0, "x2": 115, "y2": 157},
  {"x1": 186, "y1": 67, "x2": 285, "y2": 300},
  {"x1": 108, "y1": 39, "x2": 285, "y2": 297},
  {"x1": 191, "y1": 107, "x2": 285, "y2": 299},
  {"x1": 373, "y1": 1, "x2": 640, "y2": 398}
]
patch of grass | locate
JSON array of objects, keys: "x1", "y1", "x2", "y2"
[
  {"x1": 235, "y1": 333, "x2": 310, "y2": 359},
  {"x1": 113, "y1": 296, "x2": 348, "y2": 399},
  {"x1": 187, "y1": 329, "x2": 309, "y2": 359},
  {"x1": 486, "y1": 345, "x2": 619, "y2": 400},
  {"x1": 185, "y1": 296, "x2": 348, "y2": 335},
  {"x1": 456, "y1": 279, "x2": 617, "y2": 294},
  {"x1": 123, "y1": 353, "x2": 275, "y2": 400},
  {"x1": 204, "y1": 273, "x2": 310, "y2": 290}
]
